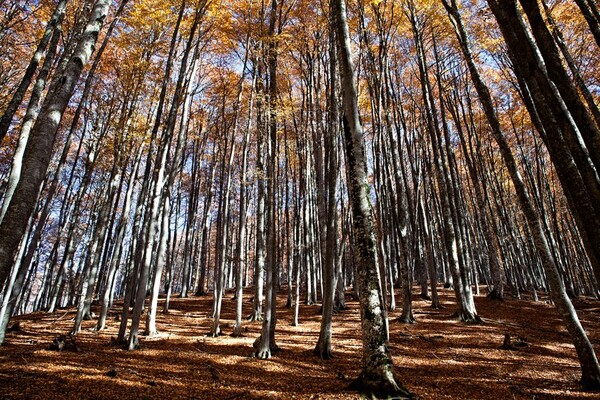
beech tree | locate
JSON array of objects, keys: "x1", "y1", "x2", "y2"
[
  {"x1": 331, "y1": 0, "x2": 410, "y2": 397},
  {"x1": 482, "y1": 0, "x2": 600, "y2": 389},
  {"x1": 0, "y1": 0, "x2": 112, "y2": 300},
  {"x1": 1, "y1": 0, "x2": 599, "y2": 395}
]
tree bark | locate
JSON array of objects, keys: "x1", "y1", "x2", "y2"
[
  {"x1": 450, "y1": 0, "x2": 600, "y2": 388},
  {"x1": 254, "y1": 0, "x2": 280, "y2": 359},
  {"x1": 332, "y1": 0, "x2": 410, "y2": 397},
  {"x1": 0, "y1": 0, "x2": 112, "y2": 292},
  {"x1": 0, "y1": 0, "x2": 67, "y2": 144}
]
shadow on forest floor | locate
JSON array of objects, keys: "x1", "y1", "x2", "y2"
[{"x1": 0, "y1": 285, "x2": 599, "y2": 399}]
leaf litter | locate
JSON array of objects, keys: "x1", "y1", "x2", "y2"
[{"x1": 0, "y1": 285, "x2": 598, "y2": 399}]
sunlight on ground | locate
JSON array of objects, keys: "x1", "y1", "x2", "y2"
[{"x1": 0, "y1": 286, "x2": 599, "y2": 399}]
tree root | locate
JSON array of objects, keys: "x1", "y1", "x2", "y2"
[
  {"x1": 253, "y1": 335, "x2": 273, "y2": 359},
  {"x1": 348, "y1": 372, "x2": 413, "y2": 399},
  {"x1": 231, "y1": 326, "x2": 244, "y2": 337},
  {"x1": 397, "y1": 313, "x2": 416, "y2": 324},
  {"x1": 313, "y1": 343, "x2": 334, "y2": 360},
  {"x1": 246, "y1": 312, "x2": 263, "y2": 322},
  {"x1": 144, "y1": 329, "x2": 159, "y2": 337},
  {"x1": 254, "y1": 349, "x2": 271, "y2": 359},
  {"x1": 451, "y1": 310, "x2": 483, "y2": 324}
]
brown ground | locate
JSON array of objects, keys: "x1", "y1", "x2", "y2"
[{"x1": 0, "y1": 285, "x2": 599, "y2": 399}]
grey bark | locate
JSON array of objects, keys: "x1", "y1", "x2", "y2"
[
  {"x1": 333, "y1": 0, "x2": 410, "y2": 397},
  {"x1": 254, "y1": 0, "x2": 279, "y2": 359},
  {"x1": 451, "y1": 0, "x2": 600, "y2": 389},
  {"x1": 0, "y1": 0, "x2": 112, "y2": 292},
  {"x1": 314, "y1": 11, "x2": 339, "y2": 358},
  {"x1": 0, "y1": 0, "x2": 67, "y2": 143}
]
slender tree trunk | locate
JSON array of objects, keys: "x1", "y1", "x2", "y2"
[
  {"x1": 333, "y1": 0, "x2": 410, "y2": 397},
  {"x1": 449, "y1": 0, "x2": 600, "y2": 388},
  {"x1": 0, "y1": 0, "x2": 112, "y2": 291},
  {"x1": 249, "y1": 59, "x2": 266, "y2": 322},
  {"x1": 233, "y1": 58, "x2": 255, "y2": 337},
  {"x1": 0, "y1": 0, "x2": 67, "y2": 143},
  {"x1": 314, "y1": 11, "x2": 339, "y2": 358},
  {"x1": 254, "y1": 0, "x2": 280, "y2": 359}
]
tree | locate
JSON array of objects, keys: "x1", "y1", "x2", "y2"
[
  {"x1": 446, "y1": 0, "x2": 600, "y2": 389},
  {"x1": 332, "y1": 0, "x2": 411, "y2": 397},
  {"x1": 0, "y1": 0, "x2": 113, "y2": 294},
  {"x1": 253, "y1": 0, "x2": 280, "y2": 360},
  {"x1": 314, "y1": 3, "x2": 339, "y2": 358},
  {"x1": 486, "y1": 0, "x2": 600, "y2": 291}
]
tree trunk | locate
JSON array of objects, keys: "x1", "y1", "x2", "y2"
[
  {"x1": 450, "y1": 0, "x2": 600, "y2": 388},
  {"x1": 0, "y1": 0, "x2": 67, "y2": 144},
  {"x1": 0, "y1": 0, "x2": 112, "y2": 292},
  {"x1": 254, "y1": 0, "x2": 280, "y2": 359},
  {"x1": 332, "y1": 0, "x2": 410, "y2": 397},
  {"x1": 314, "y1": 11, "x2": 339, "y2": 358}
]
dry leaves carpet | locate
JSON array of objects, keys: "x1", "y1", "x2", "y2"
[{"x1": 1, "y1": 286, "x2": 599, "y2": 399}]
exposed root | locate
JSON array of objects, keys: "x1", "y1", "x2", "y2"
[
  {"x1": 348, "y1": 372, "x2": 413, "y2": 399},
  {"x1": 252, "y1": 335, "x2": 272, "y2": 359},
  {"x1": 461, "y1": 314, "x2": 483, "y2": 324},
  {"x1": 313, "y1": 342, "x2": 334, "y2": 360},
  {"x1": 246, "y1": 312, "x2": 263, "y2": 322},
  {"x1": 451, "y1": 310, "x2": 483, "y2": 324},
  {"x1": 144, "y1": 329, "x2": 159, "y2": 337},
  {"x1": 254, "y1": 350, "x2": 271, "y2": 359},
  {"x1": 397, "y1": 313, "x2": 416, "y2": 324},
  {"x1": 127, "y1": 335, "x2": 140, "y2": 351},
  {"x1": 231, "y1": 325, "x2": 244, "y2": 337}
]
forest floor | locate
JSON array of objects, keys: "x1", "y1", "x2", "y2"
[{"x1": 1, "y1": 285, "x2": 600, "y2": 399}]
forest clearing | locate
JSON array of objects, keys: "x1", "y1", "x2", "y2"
[{"x1": 1, "y1": 287, "x2": 599, "y2": 400}]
